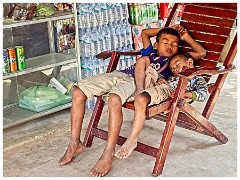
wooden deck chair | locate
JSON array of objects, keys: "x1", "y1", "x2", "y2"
[{"x1": 83, "y1": 3, "x2": 237, "y2": 176}]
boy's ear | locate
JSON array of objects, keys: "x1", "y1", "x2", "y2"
[
  {"x1": 153, "y1": 42, "x2": 158, "y2": 49},
  {"x1": 187, "y1": 58, "x2": 194, "y2": 67}
]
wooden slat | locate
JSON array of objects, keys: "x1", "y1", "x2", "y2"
[
  {"x1": 179, "y1": 47, "x2": 221, "y2": 61},
  {"x1": 184, "y1": 4, "x2": 237, "y2": 19},
  {"x1": 92, "y1": 128, "x2": 158, "y2": 157},
  {"x1": 187, "y1": 31, "x2": 228, "y2": 44},
  {"x1": 194, "y1": 59, "x2": 218, "y2": 68},
  {"x1": 193, "y1": 3, "x2": 237, "y2": 11},
  {"x1": 204, "y1": 52, "x2": 221, "y2": 61},
  {"x1": 180, "y1": 41, "x2": 224, "y2": 53},
  {"x1": 181, "y1": 21, "x2": 231, "y2": 36},
  {"x1": 181, "y1": 13, "x2": 235, "y2": 28}
]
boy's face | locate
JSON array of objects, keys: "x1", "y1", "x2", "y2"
[
  {"x1": 154, "y1": 33, "x2": 179, "y2": 57},
  {"x1": 169, "y1": 56, "x2": 193, "y2": 76}
]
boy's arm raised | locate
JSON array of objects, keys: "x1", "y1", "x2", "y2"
[
  {"x1": 176, "y1": 25, "x2": 206, "y2": 60},
  {"x1": 141, "y1": 28, "x2": 163, "y2": 48}
]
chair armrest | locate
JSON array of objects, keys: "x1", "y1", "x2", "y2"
[
  {"x1": 96, "y1": 50, "x2": 141, "y2": 60},
  {"x1": 178, "y1": 65, "x2": 235, "y2": 79}
]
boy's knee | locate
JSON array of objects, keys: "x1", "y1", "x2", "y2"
[
  {"x1": 134, "y1": 93, "x2": 150, "y2": 107},
  {"x1": 108, "y1": 93, "x2": 122, "y2": 107},
  {"x1": 72, "y1": 86, "x2": 87, "y2": 101}
]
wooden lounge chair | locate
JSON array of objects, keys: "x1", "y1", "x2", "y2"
[{"x1": 83, "y1": 3, "x2": 237, "y2": 176}]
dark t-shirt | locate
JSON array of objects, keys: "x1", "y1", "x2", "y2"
[{"x1": 120, "y1": 45, "x2": 173, "y2": 79}]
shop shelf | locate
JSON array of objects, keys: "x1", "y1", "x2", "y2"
[
  {"x1": 3, "y1": 53, "x2": 77, "y2": 80},
  {"x1": 3, "y1": 102, "x2": 72, "y2": 129},
  {"x1": 3, "y1": 11, "x2": 74, "y2": 29}
]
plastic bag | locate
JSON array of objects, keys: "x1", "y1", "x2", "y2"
[{"x1": 19, "y1": 85, "x2": 72, "y2": 112}]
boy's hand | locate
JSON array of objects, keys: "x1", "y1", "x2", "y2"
[
  {"x1": 156, "y1": 77, "x2": 168, "y2": 85},
  {"x1": 178, "y1": 25, "x2": 190, "y2": 41},
  {"x1": 171, "y1": 24, "x2": 190, "y2": 41}
]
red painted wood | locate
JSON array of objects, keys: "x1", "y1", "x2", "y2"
[
  {"x1": 181, "y1": 12, "x2": 235, "y2": 27},
  {"x1": 187, "y1": 31, "x2": 228, "y2": 44},
  {"x1": 91, "y1": 128, "x2": 158, "y2": 157},
  {"x1": 180, "y1": 100, "x2": 228, "y2": 144},
  {"x1": 83, "y1": 97, "x2": 105, "y2": 147},
  {"x1": 180, "y1": 41, "x2": 224, "y2": 53},
  {"x1": 181, "y1": 21, "x2": 232, "y2": 36},
  {"x1": 184, "y1": 4, "x2": 237, "y2": 19},
  {"x1": 203, "y1": 35, "x2": 237, "y2": 118},
  {"x1": 153, "y1": 78, "x2": 188, "y2": 176}
]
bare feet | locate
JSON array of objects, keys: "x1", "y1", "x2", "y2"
[
  {"x1": 114, "y1": 139, "x2": 137, "y2": 159},
  {"x1": 59, "y1": 142, "x2": 84, "y2": 166},
  {"x1": 90, "y1": 149, "x2": 114, "y2": 177}
]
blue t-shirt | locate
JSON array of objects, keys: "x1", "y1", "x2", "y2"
[{"x1": 120, "y1": 45, "x2": 173, "y2": 79}]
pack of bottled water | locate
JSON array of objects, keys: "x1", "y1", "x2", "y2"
[{"x1": 77, "y1": 3, "x2": 137, "y2": 110}]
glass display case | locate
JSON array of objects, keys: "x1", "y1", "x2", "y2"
[{"x1": 3, "y1": 4, "x2": 80, "y2": 129}]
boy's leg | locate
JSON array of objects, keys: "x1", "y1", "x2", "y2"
[
  {"x1": 59, "y1": 86, "x2": 87, "y2": 165},
  {"x1": 90, "y1": 93, "x2": 124, "y2": 177},
  {"x1": 128, "y1": 56, "x2": 150, "y2": 101},
  {"x1": 90, "y1": 74, "x2": 136, "y2": 177},
  {"x1": 115, "y1": 92, "x2": 151, "y2": 158},
  {"x1": 59, "y1": 72, "x2": 122, "y2": 166}
]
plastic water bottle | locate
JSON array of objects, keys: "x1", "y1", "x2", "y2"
[
  {"x1": 82, "y1": 28, "x2": 92, "y2": 58},
  {"x1": 97, "y1": 27, "x2": 106, "y2": 52},
  {"x1": 115, "y1": 22, "x2": 122, "y2": 49},
  {"x1": 117, "y1": 3, "x2": 125, "y2": 21},
  {"x1": 122, "y1": 3, "x2": 129, "y2": 20},
  {"x1": 101, "y1": 3, "x2": 109, "y2": 25},
  {"x1": 107, "y1": 3, "x2": 115, "y2": 24},
  {"x1": 119, "y1": 21, "x2": 127, "y2": 48},
  {"x1": 124, "y1": 19, "x2": 133, "y2": 47},
  {"x1": 103, "y1": 25, "x2": 112, "y2": 51},
  {"x1": 91, "y1": 27, "x2": 101, "y2": 56},
  {"x1": 94, "y1": 4, "x2": 103, "y2": 27},
  {"x1": 77, "y1": 3, "x2": 87, "y2": 29},
  {"x1": 109, "y1": 22, "x2": 118, "y2": 50},
  {"x1": 86, "y1": 57, "x2": 93, "y2": 77}
]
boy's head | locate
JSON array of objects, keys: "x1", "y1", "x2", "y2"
[
  {"x1": 154, "y1": 27, "x2": 180, "y2": 57},
  {"x1": 169, "y1": 53, "x2": 194, "y2": 76}
]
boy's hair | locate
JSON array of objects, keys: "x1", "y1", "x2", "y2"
[
  {"x1": 170, "y1": 52, "x2": 194, "y2": 64},
  {"x1": 156, "y1": 27, "x2": 180, "y2": 42}
]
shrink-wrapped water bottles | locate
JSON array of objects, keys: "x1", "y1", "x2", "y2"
[{"x1": 77, "y1": 3, "x2": 136, "y2": 110}]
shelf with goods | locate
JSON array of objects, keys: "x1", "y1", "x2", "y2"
[{"x1": 2, "y1": 3, "x2": 80, "y2": 129}]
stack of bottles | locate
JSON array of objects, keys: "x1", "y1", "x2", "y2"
[
  {"x1": 128, "y1": 3, "x2": 159, "y2": 25},
  {"x1": 76, "y1": 3, "x2": 136, "y2": 110}
]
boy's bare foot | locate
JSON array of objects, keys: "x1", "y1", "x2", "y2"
[
  {"x1": 114, "y1": 139, "x2": 137, "y2": 159},
  {"x1": 90, "y1": 149, "x2": 114, "y2": 177},
  {"x1": 59, "y1": 142, "x2": 84, "y2": 166}
]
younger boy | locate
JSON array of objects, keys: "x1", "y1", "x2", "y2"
[
  {"x1": 115, "y1": 52, "x2": 209, "y2": 159},
  {"x1": 129, "y1": 25, "x2": 206, "y2": 101}
]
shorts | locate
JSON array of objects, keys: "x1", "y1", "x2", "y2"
[
  {"x1": 143, "y1": 84, "x2": 170, "y2": 106},
  {"x1": 75, "y1": 71, "x2": 136, "y2": 105}
]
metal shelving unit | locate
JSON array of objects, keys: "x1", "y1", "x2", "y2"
[{"x1": 3, "y1": 7, "x2": 80, "y2": 129}]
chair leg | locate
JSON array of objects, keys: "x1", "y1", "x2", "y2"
[
  {"x1": 180, "y1": 100, "x2": 228, "y2": 144},
  {"x1": 152, "y1": 104, "x2": 180, "y2": 176},
  {"x1": 153, "y1": 77, "x2": 187, "y2": 176},
  {"x1": 83, "y1": 97, "x2": 105, "y2": 147}
]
